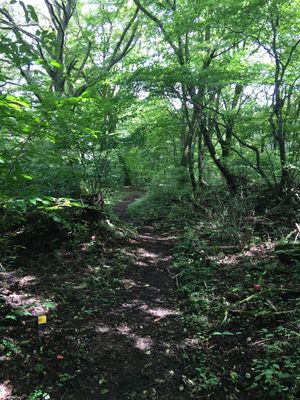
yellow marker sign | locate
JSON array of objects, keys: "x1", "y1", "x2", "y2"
[{"x1": 38, "y1": 315, "x2": 47, "y2": 324}]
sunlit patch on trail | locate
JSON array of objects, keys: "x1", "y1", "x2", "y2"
[
  {"x1": 96, "y1": 322, "x2": 154, "y2": 352},
  {"x1": 18, "y1": 275, "x2": 36, "y2": 287},
  {"x1": 138, "y1": 234, "x2": 176, "y2": 242},
  {"x1": 210, "y1": 243, "x2": 275, "y2": 265},
  {"x1": 120, "y1": 301, "x2": 180, "y2": 321},
  {"x1": 129, "y1": 238, "x2": 139, "y2": 244},
  {"x1": 146, "y1": 307, "x2": 180, "y2": 319},
  {"x1": 137, "y1": 248, "x2": 159, "y2": 259},
  {"x1": 134, "y1": 336, "x2": 153, "y2": 351},
  {"x1": 121, "y1": 279, "x2": 138, "y2": 289},
  {"x1": 96, "y1": 324, "x2": 111, "y2": 334},
  {"x1": 135, "y1": 251, "x2": 172, "y2": 265},
  {"x1": 116, "y1": 323, "x2": 153, "y2": 351},
  {"x1": 122, "y1": 300, "x2": 148, "y2": 310},
  {"x1": 135, "y1": 260, "x2": 148, "y2": 267},
  {"x1": 116, "y1": 323, "x2": 131, "y2": 334},
  {"x1": 0, "y1": 272, "x2": 36, "y2": 288},
  {"x1": 2, "y1": 292, "x2": 55, "y2": 316},
  {"x1": 0, "y1": 382, "x2": 13, "y2": 400}
]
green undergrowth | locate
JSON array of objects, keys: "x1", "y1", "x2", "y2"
[
  {"x1": 173, "y1": 227, "x2": 299, "y2": 398},
  {"x1": 127, "y1": 171, "x2": 192, "y2": 226},
  {"x1": 0, "y1": 190, "x2": 133, "y2": 271},
  {"x1": 127, "y1": 187, "x2": 195, "y2": 231},
  {"x1": 131, "y1": 185, "x2": 300, "y2": 399}
]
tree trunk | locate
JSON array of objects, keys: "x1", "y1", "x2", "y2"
[
  {"x1": 197, "y1": 129, "x2": 207, "y2": 187},
  {"x1": 180, "y1": 96, "x2": 197, "y2": 192},
  {"x1": 197, "y1": 110, "x2": 238, "y2": 192}
]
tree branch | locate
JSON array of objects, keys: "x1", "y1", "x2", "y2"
[
  {"x1": 133, "y1": 0, "x2": 182, "y2": 62},
  {"x1": 109, "y1": 7, "x2": 139, "y2": 68}
]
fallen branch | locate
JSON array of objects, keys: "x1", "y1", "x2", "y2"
[{"x1": 222, "y1": 287, "x2": 300, "y2": 323}]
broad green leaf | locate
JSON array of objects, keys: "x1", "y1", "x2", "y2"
[
  {"x1": 27, "y1": 5, "x2": 39, "y2": 23},
  {"x1": 21, "y1": 174, "x2": 33, "y2": 180},
  {"x1": 49, "y1": 60, "x2": 63, "y2": 69},
  {"x1": 6, "y1": 95, "x2": 30, "y2": 108}
]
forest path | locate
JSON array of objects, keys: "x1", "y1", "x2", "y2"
[{"x1": 84, "y1": 194, "x2": 193, "y2": 399}]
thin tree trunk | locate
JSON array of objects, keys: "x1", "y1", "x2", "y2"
[
  {"x1": 180, "y1": 94, "x2": 197, "y2": 192},
  {"x1": 197, "y1": 110, "x2": 237, "y2": 192},
  {"x1": 197, "y1": 129, "x2": 207, "y2": 187}
]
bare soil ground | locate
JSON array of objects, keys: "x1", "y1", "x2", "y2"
[
  {"x1": 92, "y1": 194, "x2": 194, "y2": 399},
  {"x1": 0, "y1": 195, "x2": 195, "y2": 399}
]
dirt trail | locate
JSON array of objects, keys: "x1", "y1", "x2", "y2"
[{"x1": 80, "y1": 194, "x2": 193, "y2": 399}]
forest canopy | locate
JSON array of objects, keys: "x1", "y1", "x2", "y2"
[{"x1": 0, "y1": 0, "x2": 299, "y2": 201}]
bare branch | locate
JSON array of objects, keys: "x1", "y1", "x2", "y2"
[
  {"x1": 0, "y1": 8, "x2": 40, "y2": 42},
  {"x1": 109, "y1": 7, "x2": 139, "y2": 68},
  {"x1": 75, "y1": 40, "x2": 92, "y2": 78},
  {"x1": 44, "y1": 0, "x2": 62, "y2": 31}
]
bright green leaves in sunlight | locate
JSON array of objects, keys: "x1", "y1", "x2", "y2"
[
  {"x1": 0, "y1": 95, "x2": 30, "y2": 111},
  {"x1": 0, "y1": 0, "x2": 299, "y2": 201}
]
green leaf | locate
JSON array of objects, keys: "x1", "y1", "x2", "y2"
[
  {"x1": 5, "y1": 315, "x2": 17, "y2": 320},
  {"x1": 15, "y1": 310, "x2": 32, "y2": 317},
  {"x1": 21, "y1": 174, "x2": 33, "y2": 180},
  {"x1": 27, "y1": 5, "x2": 39, "y2": 23},
  {"x1": 6, "y1": 95, "x2": 30, "y2": 108},
  {"x1": 29, "y1": 197, "x2": 44, "y2": 205},
  {"x1": 49, "y1": 60, "x2": 63, "y2": 69}
]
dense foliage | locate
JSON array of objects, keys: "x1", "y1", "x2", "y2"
[{"x1": 0, "y1": 0, "x2": 299, "y2": 200}]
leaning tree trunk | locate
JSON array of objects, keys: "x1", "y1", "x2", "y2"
[{"x1": 197, "y1": 109, "x2": 238, "y2": 192}]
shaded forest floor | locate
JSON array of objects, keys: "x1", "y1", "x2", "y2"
[
  {"x1": 0, "y1": 190, "x2": 299, "y2": 399},
  {"x1": 1, "y1": 193, "x2": 195, "y2": 400}
]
